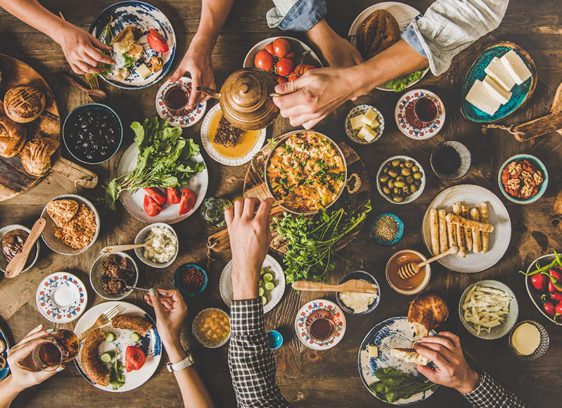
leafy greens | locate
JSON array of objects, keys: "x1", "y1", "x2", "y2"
[
  {"x1": 385, "y1": 68, "x2": 426, "y2": 92},
  {"x1": 369, "y1": 367, "x2": 435, "y2": 403},
  {"x1": 106, "y1": 117, "x2": 205, "y2": 209}
]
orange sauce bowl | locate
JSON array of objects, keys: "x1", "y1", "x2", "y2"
[{"x1": 385, "y1": 250, "x2": 431, "y2": 295}]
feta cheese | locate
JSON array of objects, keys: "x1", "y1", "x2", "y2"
[
  {"x1": 367, "y1": 345, "x2": 378, "y2": 358},
  {"x1": 484, "y1": 57, "x2": 516, "y2": 91},
  {"x1": 143, "y1": 227, "x2": 177, "y2": 263},
  {"x1": 357, "y1": 125, "x2": 378, "y2": 142},
  {"x1": 500, "y1": 50, "x2": 532, "y2": 85},
  {"x1": 465, "y1": 79, "x2": 502, "y2": 116},
  {"x1": 361, "y1": 109, "x2": 380, "y2": 128},
  {"x1": 349, "y1": 114, "x2": 365, "y2": 130},
  {"x1": 339, "y1": 285, "x2": 376, "y2": 313},
  {"x1": 136, "y1": 63, "x2": 152, "y2": 79},
  {"x1": 483, "y1": 75, "x2": 512, "y2": 105}
]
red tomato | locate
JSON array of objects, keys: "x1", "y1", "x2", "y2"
[
  {"x1": 287, "y1": 73, "x2": 299, "y2": 82},
  {"x1": 265, "y1": 43, "x2": 274, "y2": 55},
  {"x1": 179, "y1": 189, "x2": 196, "y2": 215},
  {"x1": 125, "y1": 346, "x2": 147, "y2": 372},
  {"x1": 551, "y1": 292, "x2": 562, "y2": 301},
  {"x1": 147, "y1": 29, "x2": 169, "y2": 53},
  {"x1": 273, "y1": 38, "x2": 291, "y2": 58},
  {"x1": 530, "y1": 274, "x2": 547, "y2": 292},
  {"x1": 143, "y1": 187, "x2": 166, "y2": 205},
  {"x1": 548, "y1": 280, "x2": 557, "y2": 293},
  {"x1": 166, "y1": 187, "x2": 181, "y2": 204},
  {"x1": 295, "y1": 64, "x2": 316, "y2": 76},
  {"x1": 254, "y1": 50, "x2": 274, "y2": 73},
  {"x1": 543, "y1": 301, "x2": 556, "y2": 316},
  {"x1": 143, "y1": 195, "x2": 162, "y2": 217},
  {"x1": 277, "y1": 76, "x2": 287, "y2": 84},
  {"x1": 555, "y1": 302, "x2": 562, "y2": 315},
  {"x1": 286, "y1": 52, "x2": 296, "y2": 60},
  {"x1": 276, "y1": 58, "x2": 294, "y2": 77}
]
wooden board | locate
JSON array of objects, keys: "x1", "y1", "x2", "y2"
[
  {"x1": 207, "y1": 134, "x2": 371, "y2": 254},
  {"x1": 0, "y1": 54, "x2": 60, "y2": 201}
]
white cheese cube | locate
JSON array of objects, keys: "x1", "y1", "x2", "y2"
[
  {"x1": 465, "y1": 79, "x2": 501, "y2": 116},
  {"x1": 483, "y1": 75, "x2": 512, "y2": 104},
  {"x1": 500, "y1": 50, "x2": 532, "y2": 85},
  {"x1": 361, "y1": 109, "x2": 379, "y2": 128},
  {"x1": 136, "y1": 63, "x2": 152, "y2": 79},
  {"x1": 349, "y1": 114, "x2": 365, "y2": 130},
  {"x1": 357, "y1": 125, "x2": 378, "y2": 142},
  {"x1": 484, "y1": 57, "x2": 516, "y2": 91},
  {"x1": 367, "y1": 345, "x2": 378, "y2": 358}
]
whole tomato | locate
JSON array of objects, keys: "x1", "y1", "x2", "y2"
[
  {"x1": 543, "y1": 301, "x2": 556, "y2": 316},
  {"x1": 555, "y1": 302, "x2": 562, "y2": 315},
  {"x1": 254, "y1": 50, "x2": 274, "y2": 73},
  {"x1": 265, "y1": 42, "x2": 274, "y2": 55},
  {"x1": 276, "y1": 58, "x2": 294, "y2": 77},
  {"x1": 530, "y1": 274, "x2": 547, "y2": 292},
  {"x1": 273, "y1": 38, "x2": 291, "y2": 58},
  {"x1": 287, "y1": 73, "x2": 299, "y2": 82}
]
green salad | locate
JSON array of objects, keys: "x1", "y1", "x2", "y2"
[
  {"x1": 385, "y1": 68, "x2": 426, "y2": 92},
  {"x1": 369, "y1": 367, "x2": 435, "y2": 403}
]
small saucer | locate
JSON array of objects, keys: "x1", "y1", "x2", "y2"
[
  {"x1": 155, "y1": 77, "x2": 206, "y2": 127},
  {"x1": 36, "y1": 272, "x2": 87, "y2": 323},
  {"x1": 395, "y1": 89, "x2": 445, "y2": 140},
  {"x1": 294, "y1": 299, "x2": 346, "y2": 350}
]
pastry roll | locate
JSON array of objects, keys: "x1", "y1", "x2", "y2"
[
  {"x1": 479, "y1": 202, "x2": 490, "y2": 253},
  {"x1": 452, "y1": 203, "x2": 466, "y2": 257},
  {"x1": 470, "y1": 208, "x2": 482, "y2": 253},
  {"x1": 438, "y1": 209, "x2": 448, "y2": 254},
  {"x1": 461, "y1": 205, "x2": 473, "y2": 252},
  {"x1": 430, "y1": 209, "x2": 440, "y2": 255}
]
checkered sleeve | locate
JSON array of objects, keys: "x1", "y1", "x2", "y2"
[
  {"x1": 463, "y1": 371, "x2": 529, "y2": 408},
  {"x1": 228, "y1": 299, "x2": 290, "y2": 408}
]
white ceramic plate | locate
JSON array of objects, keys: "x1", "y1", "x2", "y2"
[
  {"x1": 376, "y1": 155, "x2": 426, "y2": 204},
  {"x1": 219, "y1": 255, "x2": 285, "y2": 313},
  {"x1": 116, "y1": 143, "x2": 208, "y2": 224},
  {"x1": 74, "y1": 301, "x2": 162, "y2": 392},
  {"x1": 294, "y1": 299, "x2": 346, "y2": 351},
  {"x1": 348, "y1": 2, "x2": 428, "y2": 91},
  {"x1": 36, "y1": 272, "x2": 88, "y2": 324},
  {"x1": 200, "y1": 104, "x2": 267, "y2": 166},
  {"x1": 243, "y1": 36, "x2": 324, "y2": 68},
  {"x1": 155, "y1": 77, "x2": 207, "y2": 128},
  {"x1": 421, "y1": 185, "x2": 511, "y2": 273}
]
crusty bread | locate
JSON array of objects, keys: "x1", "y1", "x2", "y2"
[
  {"x1": 3, "y1": 86, "x2": 45, "y2": 123},
  {"x1": 357, "y1": 9, "x2": 400, "y2": 59},
  {"x1": 408, "y1": 294, "x2": 449, "y2": 339},
  {"x1": 80, "y1": 329, "x2": 109, "y2": 386},
  {"x1": 111, "y1": 314, "x2": 152, "y2": 336},
  {"x1": 20, "y1": 137, "x2": 59, "y2": 176},
  {"x1": 391, "y1": 348, "x2": 430, "y2": 366},
  {"x1": 0, "y1": 114, "x2": 26, "y2": 157}
]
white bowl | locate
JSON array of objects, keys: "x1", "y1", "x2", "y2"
[
  {"x1": 89, "y1": 252, "x2": 139, "y2": 300},
  {"x1": 376, "y1": 155, "x2": 426, "y2": 204},
  {"x1": 243, "y1": 36, "x2": 323, "y2": 68},
  {"x1": 344, "y1": 104, "x2": 384, "y2": 145},
  {"x1": 41, "y1": 194, "x2": 100, "y2": 255},
  {"x1": 0, "y1": 224, "x2": 40, "y2": 274},
  {"x1": 134, "y1": 223, "x2": 179, "y2": 268}
]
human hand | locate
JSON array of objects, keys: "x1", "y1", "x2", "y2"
[
  {"x1": 414, "y1": 332, "x2": 479, "y2": 394},
  {"x1": 169, "y1": 40, "x2": 216, "y2": 109},
  {"x1": 224, "y1": 198, "x2": 274, "y2": 300},
  {"x1": 307, "y1": 19, "x2": 363, "y2": 68},
  {"x1": 54, "y1": 21, "x2": 114, "y2": 74},
  {"x1": 6, "y1": 324, "x2": 62, "y2": 392},
  {"x1": 145, "y1": 288, "x2": 188, "y2": 351}
]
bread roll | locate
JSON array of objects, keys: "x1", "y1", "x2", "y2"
[
  {"x1": 4, "y1": 86, "x2": 45, "y2": 123},
  {"x1": 447, "y1": 213, "x2": 494, "y2": 233},
  {"x1": 452, "y1": 203, "x2": 466, "y2": 257},
  {"x1": 429, "y1": 209, "x2": 439, "y2": 255},
  {"x1": 20, "y1": 137, "x2": 59, "y2": 176},
  {"x1": 461, "y1": 205, "x2": 473, "y2": 252},
  {"x1": 479, "y1": 202, "x2": 490, "y2": 253},
  {"x1": 438, "y1": 209, "x2": 448, "y2": 254},
  {"x1": 0, "y1": 114, "x2": 26, "y2": 157},
  {"x1": 357, "y1": 10, "x2": 400, "y2": 59},
  {"x1": 470, "y1": 208, "x2": 482, "y2": 253}
]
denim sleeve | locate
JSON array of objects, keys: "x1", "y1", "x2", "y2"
[
  {"x1": 266, "y1": 0, "x2": 327, "y2": 32},
  {"x1": 401, "y1": 18, "x2": 427, "y2": 59}
]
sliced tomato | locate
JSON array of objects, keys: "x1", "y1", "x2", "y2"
[
  {"x1": 143, "y1": 187, "x2": 166, "y2": 205},
  {"x1": 147, "y1": 29, "x2": 169, "y2": 53},
  {"x1": 125, "y1": 346, "x2": 146, "y2": 372},
  {"x1": 166, "y1": 187, "x2": 181, "y2": 204},
  {"x1": 144, "y1": 194, "x2": 162, "y2": 217},
  {"x1": 179, "y1": 189, "x2": 196, "y2": 215}
]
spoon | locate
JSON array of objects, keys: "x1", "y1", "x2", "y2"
[
  {"x1": 101, "y1": 241, "x2": 152, "y2": 254},
  {"x1": 292, "y1": 279, "x2": 378, "y2": 294},
  {"x1": 115, "y1": 280, "x2": 168, "y2": 297},
  {"x1": 397, "y1": 246, "x2": 458, "y2": 280},
  {"x1": 4, "y1": 218, "x2": 46, "y2": 279}
]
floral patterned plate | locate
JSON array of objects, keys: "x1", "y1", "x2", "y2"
[
  {"x1": 294, "y1": 299, "x2": 346, "y2": 350},
  {"x1": 155, "y1": 77, "x2": 206, "y2": 127},
  {"x1": 394, "y1": 89, "x2": 445, "y2": 140},
  {"x1": 35, "y1": 272, "x2": 88, "y2": 324}
]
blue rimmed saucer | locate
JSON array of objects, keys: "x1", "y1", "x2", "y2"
[
  {"x1": 370, "y1": 213, "x2": 404, "y2": 246},
  {"x1": 155, "y1": 77, "x2": 206, "y2": 127},
  {"x1": 35, "y1": 272, "x2": 88, "y2": 324}
]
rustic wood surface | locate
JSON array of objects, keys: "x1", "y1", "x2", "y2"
[{"x1": 0, "y1": 0, "x2": 561, "y2": 407}]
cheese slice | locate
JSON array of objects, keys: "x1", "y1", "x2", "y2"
[
  {"x1": 465, "y1": 79, "x2": 502, "y2": 116},
  {"x1": 500, "y1": 50, "x2": 532, "y2": 85},
  {"x1": 483, "y1": 75, "x2": 511, "y2": 104},
  {"x1": 361, "y1": 109, "x2": 379, "y2": 128},
  {"x1": 484, "y1": 57, "x2": 516, "y2": 91},
  {"x1": 357, "y1": 125, "x2": 378, "y2": 142},
  {"x1": 349, "y1": 114, "x2": 364, "y2": 130},
  {"x1": 136, "y1": 63, "x2": 152, "y2": 79},
  {"x1": 367, "y1": 345, "x2": 378, "y2": 358}
]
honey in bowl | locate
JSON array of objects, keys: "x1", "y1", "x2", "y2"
[
  {"x1": 385, "y1": 250, "x2": 431, "y2": 295},
  {"x1": 208, "y1": 109, "x2": 261, "y2": 159}
]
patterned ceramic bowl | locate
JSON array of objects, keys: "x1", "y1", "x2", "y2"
[
  {"x1": 394, "y1": 89, "x2": 445, "y2": 140},
  {"x1": 344, "y1": 104, "x2": 384, "y2": 144},
  {"x1": 192, "y1": 308, "x2": 231, "y2": 348},
  {"x1": 294, "y1": 299, "x2": 346, "y2": 350},
  {"x1": 155, "y1": 77, "x2": 206, "y2": 127},
  {"x1": 370, "y1": 213, "x2": 404, "y2": 246},
  {"x1": 508, "y1": 320, "x2": 549, "y2": 360},
  {"x1": 35, "y1": 272, "x2": 88, "y2": 323},
  {"x1": 430, "y1": 141, "x2": 471, "y2": 180}
]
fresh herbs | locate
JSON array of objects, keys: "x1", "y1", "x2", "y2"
[
  {"x1": 369, "y1": 367, "x2": 435, "y2": 403},
  {"x1": 385, "y1": 68, "x2": 426, "y2": 92},
  {"x1": 273, "y1": 199, "x2": 371, "y2": 283},
  {"x1": 106, "y1": 117, "x2": 205, "y2": 209},
  {"x1": 122, "y1": 52, "x2": 134, "y2": 69},
  {"x1": 109, "y1": 347, "x2": 125, "y2": 390}
]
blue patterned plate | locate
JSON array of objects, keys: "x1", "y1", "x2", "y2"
[
  {"x1": 89, "y1": 1, "x2": 176, "y2": 89},
  {"x1": 35, "y1": 272, "x2": 88, "y2": 324},
  {"x1": 461, "y1": 42, "x2": 537, "y2": 123},
  {"x1": 358, "y1": 316, "x2": 438, "y2": 405},
  {"x1": 0, "y1": 326, "x2": 10, "y2": 381},
  {"x1": 294, "y1": 299, "x2": 346, "y2": 350}
]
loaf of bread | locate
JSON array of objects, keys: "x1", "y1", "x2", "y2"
[
  {"x1": 0, "y1": 114, "x2": 26, "y2": 157},
  {"x1": 4, "y1": 86, "x2": 46, "y2": 123},
  {"x1": 356, "y1": 9, "x2": 400, "y2": 59},
  {"x1": 20, "y1": 136, "x2": 59, "y2": 176}
]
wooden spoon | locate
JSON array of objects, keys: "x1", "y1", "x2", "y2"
[
  {"x1": 101, "y1": 242, "x2": 152, "y2": 254},
  {"x1": 292, "y1": 279, "x2": 378, "y2": 294},
  {"x1": 4, "y1": 218, "x2": 46, "y2": 279},
  {"x1": 397, "y1": 246, "x2": 458, "y2": 280}
]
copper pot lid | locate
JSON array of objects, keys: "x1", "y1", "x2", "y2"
[{"x1": 220, "y1": 68, "x2": 279, "y2": 131}]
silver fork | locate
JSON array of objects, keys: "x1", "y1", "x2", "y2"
[{"x1": 77, "y1": 306, "x2": 120, "y2": 342}]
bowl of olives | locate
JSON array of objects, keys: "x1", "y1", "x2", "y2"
[
  {"x1": 376, "y1": 155, "x2": 425, "y2": 204},
  {"x1": 62, "y1": 103, "x2": 123, "y2": 164}
]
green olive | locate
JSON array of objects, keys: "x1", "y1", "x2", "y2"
[
  {"x1": 382, "y1": 186, "x2": 390, "y2": 194},
  {"x1": 379, "y1": 174, "x2": 389, "y2": 183},
  {"x1": 406, "y1": 176, "x2": 414, "y2": 184},
  {"x1": 412, "y1": 165, "x2": 419, "y2": 172},
  {"x1": 394, "y1": 181, "x2": 406, "y2": 188},
  {"x1": 413, "y1": 172, "x2": 423, "y2": 180},
  {"x1": 383, "y1": 166, "x2": 390, "y2": 173},
  {"x1": 399, "y1": 162, "x2": 405, "y2": 168},
  {"x1": 396, "y1": 176, "x2": 404, "y2": 182},
  {"x1": 393, "y1": 187, "x2": 400, "y2": 194},
  {"x1": 410, "y1": 184, "x2": 418, "y2": 193},
  {"x1": 387, "y1": 179, "x2": 394, "y2": 189},
  {"x1": 391, "y1": 159, "x2": 401, "y2": 167},
  {"x1": 401, "y1": 168, "x2": 411, "y2": 176},
  {"x1": 388, "y1": 170, "x2": 398, "y2": 178},
  {"x1": 404, "y1": 161, "x2": 414, "y2": 168},
  {"x1": 393, "y1": 195, "x2": 404, "y2": 203},
  {"x1": 402, "y1": 186, "x2": 410, "y2": 194}
]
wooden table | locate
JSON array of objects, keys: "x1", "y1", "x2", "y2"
[{"x1": 1, "y1": 1, "x2": 561, "y2": 407}]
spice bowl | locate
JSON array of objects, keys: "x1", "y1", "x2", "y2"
[
  {"x1": 134, "y1": 223, "x2": 178, "y2": 269},
  {"x1": 385, "y1": 250, "x2": 431, "y2": 295},
  {"x1": 174, "y1": 263, "x2": 208, "y2": 296},
  {"x1": 508, "y1": 320, "x2": 549, "y2": 360},
  {"x1": 267, "y1": 330, "x2": 284, "y2": 350},
  {"x1": 0, "y1": 224, "x2": 40, "y2": 274},
  {"x1": 430, "y1": 141, "x2": 471, "y2": 180},
  {"x1": 336, "y1": 271, "x2": 380, "y2": 315},
  {"x1": 370, "y1": 213, "x2": 404, "y2": 246}
]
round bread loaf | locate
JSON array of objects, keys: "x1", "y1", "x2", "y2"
[
  {"x1": 0, "y1": 114, "x2": 27, "y2": 158},
  {"x1": 4, "y1": 86, "x2": 46, "y2": 123},
  {"x1": 20, "y1": 136, "x2": 59, "y2": 176},
  {"x1": 357, "y1": 9, "x2": 401, "y2": 59}
]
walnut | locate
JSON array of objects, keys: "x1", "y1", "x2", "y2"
[
  {"x1": 521, "y1": 184, "x2": 534, "y2": 198},
  {"x1": 506, "y1": 178, "x2": 520, "y2": 190},
  {"x1": 506, "y1": 162, "x2": 521, "y2": 175},
  {"x1": 533, "y1": 171, "x2": 543, "y2": 185}
]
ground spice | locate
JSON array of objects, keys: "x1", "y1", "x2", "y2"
[
  {"x1": 180, "y1": 266, "x2": 205, "y2": 293},
  {"x1": 372, "y1": 216, "x2": 399, "y2": 242}
]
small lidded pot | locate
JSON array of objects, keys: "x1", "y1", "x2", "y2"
[{"x1": 219, "y1": 68, "x2": 279, "y2": 130}]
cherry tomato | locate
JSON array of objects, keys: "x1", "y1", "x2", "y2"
[
  {"x1": 276, "y1": 58, "x2": 294, "y2": 77},
  {"x1": 530, "y1": 274, "x2": 547, "y2": 292},
  {"x1": 287, "y1": 74, "x2": 299, "y2": 82},
  {"x1": 543, "y1": 301, "x2": 556, "y2": 316},
  {"x1": 125, "y1": 346, "x2": 147, "y2": 372},
  {"x1": 294, "y1": 64, "x2": 316, "y2": 76},
  {"x1": 254, "y1": 50, "x2": 274, "y2": 73},
  {"x1": 548, "y1": 280, "x2": 556, "y2": 293},
  {"x1": 265, "y1": 43, "x2": 274, "y2": 55},
  {"x1": 143, "y1": 187, "x2": 166, "y2": 205},
  {"x1": 286, "y1": 52, "x2": 296, "y2": 60},
  {"x1": 147, "y1": 29, "x2": 169, "y2": 53},
  {"x1": 273, "y1": 38, "x2": 291, "y2": 58},
  {"x1": 143, "y1": 194, "x2": 162, "y2": 217},
  {"x1": 550, "y1": 292, "x2": 562, "y2": 302},
  {"x1": 166, "y1": 187, "x2": 181, "y2": 204},
  {"x1": 179, "y1": 189, "x2": 196, "y2": 215},
  {"x1": 555, "y1": 302, "x2": 562, "y2": 315},
  {"x1": 277, "y1": 76, "x2": 287, "y2": 84}
]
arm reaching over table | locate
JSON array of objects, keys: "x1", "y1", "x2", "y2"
[
  {"x1": 273, "y1": 0, "x2": 509, "y2": 129},
  {"x1": 0, "y1": 0, "x2": 115, "y2": 74},
  {"x1": 225, "y1": 198, "x2": 290, "y2": 408},
  {"x1": 414, "y1": 332, "x2": 529, "y2": 408}
]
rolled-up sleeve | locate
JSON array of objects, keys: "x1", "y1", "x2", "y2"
[
  {"x1": 266, "y1": 0, "x2": 327, "y2": 32},
  {"x1": 402, "y1": 0, "x2": 509, "y2": 75}
]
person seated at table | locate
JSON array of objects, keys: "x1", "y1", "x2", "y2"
[
  {"x1": 224, "y1": 197, "x2": 528, "y2": 408},
  {"x1": 170, "y1": 0, "x2": 362, "y2": 109},
  {"x1": 0, "y1": 0, "x2": 115, "y2": 74},
  {"x1": 273, "y1": 0, "x2": 510, "y2": 129}
]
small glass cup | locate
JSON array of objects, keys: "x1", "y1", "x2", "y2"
[
  {"x1": 31, "y1": 340, "x2": 63, "y2": 371},
  {"x1": 163, "y1": 83, "x2": 190, "y2": 115},
  {"x1": 200, "y1": 198, "x2": 232, "y2": 227}
]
